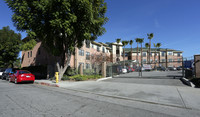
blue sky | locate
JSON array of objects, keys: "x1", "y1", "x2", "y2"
[{"x1": 1, "y1": 0, "x2": 200, "y2": 58}]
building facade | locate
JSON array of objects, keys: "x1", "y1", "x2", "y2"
[
  {"x1": 21, "y1": 41, "x2": 111, "y2": 70},
  {"x1": 21, "y1": 40, "x2": 183, "y2": 74}
]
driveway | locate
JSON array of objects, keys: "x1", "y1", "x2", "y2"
[{"x1": 106, "y1": 71, "x2": 186, "y2": 86}]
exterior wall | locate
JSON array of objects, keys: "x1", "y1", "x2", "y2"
[
  {"x1": 21, "y1": 42, "x2": 75, "y2": 68},
  {"x1": 21, "y1": 40, "x2": 183, "y2": 72}
]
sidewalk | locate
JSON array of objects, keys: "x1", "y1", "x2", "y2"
[{"x1": 34, "y1": 79, "x2": 200, "y2": 110}]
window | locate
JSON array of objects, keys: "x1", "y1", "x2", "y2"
[
  {"x1": 155, "y1": 59, "x2": 158, "y2": 62},
  {"x1": 116, "y1": 50, "x2": 120, "y2": 54},
  {"x1": 143, "y1": 59, "x2": 146, "y2": 63},
  {"x1": 92, "y1": 44, "x2": 94, "y2": 48},
  {"x1": 86, "y1": 63, "x2": 90, "y2": 69},
  {"x1": 19, "y1": 70, "x2": 31, "y2": 74},
  {"x1": 162, "y1": 52, "x2": 165, "y2": 57},
  {"x1": 28, "y1": 52, "x2": 29, "y2": 58},
  {"x1": 150, "y1": 59, "x2": 153, "y2": 63},
  {"x1": 103, "y1": 47, "x2": 105, "y2": 53},
  {"x1": 125, "y1": 53, "x2": 128, "y2": 57},
  {"x1": 30, "y1": 51, "x2": 32, "y2": 57},
  {"x1": 79, "y1": 49, "x2": 84, "y2": 56},
  {"x1": 142, "y1": 52, "x2": 146, "y2": 57},
  {"x1": 168, "y1": 59, "x2": 173, "y2": 62},
  {"x1": 162, "y1": 59, "x2": 165, "y2": 62},
  {"x1": 178, "y1": 58, "x2": 181, "y2": 63},
  {"x1": 168, "y1": 51, "x2": 173, "y2": 55},
  {"x1": 97, "y1": 46, "x2": 100, "y2": 52},
  {"x1": 86, "y1": 52, "x2": 90, "y2": 60},
  {"x1": 177, "y1": 53, "x2": 181, "y2": 57}
]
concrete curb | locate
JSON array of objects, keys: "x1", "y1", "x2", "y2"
[
  {"x1": 180, "y1": 78, "x2": 195, "y2": 88},
  {"x1": 34, "y1": 81, "x2": 59, "y2": 87},
  {"x1": 96, "y1": 77, "x2": 112, "y2": 82}
]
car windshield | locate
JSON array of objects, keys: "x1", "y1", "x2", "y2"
[
  {"x1": 19, "y1": 71, "x2": 31, "y2": 74},
  {"x1": 5, "y1": 68, "x2": 12, "y2": 73}
]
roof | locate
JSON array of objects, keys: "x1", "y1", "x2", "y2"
[
  {"x1": 124, "y1": 48, "x2": 183, "y2": 53},
  {"x1": 91, "y1": 41, "x2": 102, "y2": 46}
]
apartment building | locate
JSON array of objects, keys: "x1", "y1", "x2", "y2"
[
  {"x1": 21, "y1": 39, "x2": 183, "y2": 72},
  {"x1": 21, "y1": 40, "x2": 111, "y2": 70},
  {"x1": 123, "y1": 48, "x2": 183, "y2": 67}
]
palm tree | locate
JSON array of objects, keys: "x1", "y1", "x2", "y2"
[
  {"x1": 153, "y1": 43, "x2": 157, "y2": 64},
  {"x1": 145, "y1": 43, "x2": 149, "y2": 64},
  {"x1": 156, "y1": 43, "x2": 161, "y2": 65},
  {"x1": 135, "y1": 38, "x2": 140, "y2": 63},
  {"x1": 147, "y1": 33, "x2": 154, "y2": 64},
  {"x1": 116, "y1": 38, "x2": 121, "y2": 62},
  {"x1": 129, "y1": 40, "x2": 133, "y2": 60},
  {"x1": 122, "y1": 40, "x2": 129, "y2": 68},
  {"x1": 116, "y1": 38, "x2": 121, "y2": 44},
  {"x1": 138, "y1": 38, "x2": 144, "y2": 67}
]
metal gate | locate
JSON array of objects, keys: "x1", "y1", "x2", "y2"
[{"x1": 111, "y1": 57, "x2": 185, "y2": 79}]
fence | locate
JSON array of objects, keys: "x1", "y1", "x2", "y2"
[{"x1": 111, "y1": 57, "x2": 184, "y2": 79}]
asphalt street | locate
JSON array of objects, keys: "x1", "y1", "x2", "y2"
[{"x1": 0, "y1": 79, "x2": 199, "y2": 117}]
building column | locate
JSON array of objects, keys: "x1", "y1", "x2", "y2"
[{"x1": 102, "y1": 62, "x2": 106, "y2": 78}]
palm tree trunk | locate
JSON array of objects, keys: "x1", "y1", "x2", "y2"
[
  {"x1": 141, "y1": 44, "x2": 143, "y2": 67},
  {"x1": 131, "y1": 45, "x2": 132, "y2": 60},
  {"x1": 154, "y1": 49, "x2": 157, "y2": 68},
  {"x1": 158, "y1": 49, "x2": 160, "y2": 66},
  {"x1": 149, "y1": 39, "x2": 151, "y2": 64},
  {"x1": 137, "y1": 43, "x2": 138, "y2": 62},
  {"x1": 123, "y1": 47, "x2": 125, "y2": 68}
]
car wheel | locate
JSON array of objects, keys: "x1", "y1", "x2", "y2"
[{"x1": 14, "y1": 78, "x2": 18, "y2": 84}]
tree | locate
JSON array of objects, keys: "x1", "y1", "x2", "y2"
[
  {"x1": 122, "y1": 40, "x2": 129, "y2": 68},
  {"x1": 129, "y1": 40, "x2": 133, "y2": 60},
  {"x1": 6, "y1": 0, "x2": 108, "y2": 80},
  {"x1": 145, "y1": 43, "x2": 149, "y2": 63},
  {"x1": 135, "y1": 38, "x2": 140, "y2": 63},
  {"x1": 153, "y1": 43, "x2": 157, "y2": 64},
  {"x1": 156, "y1": 43, "x2": 161, "y2": 65},
  {"x1": 0, "y1": 26, "x2": 21, "y2": 68},
  {"x1": 147, "y1": 33, "x2": 153, "y2": 64},
  {"x1": 137, "y1": 38, "x2": 144, "y2": 66},
  {"x1": 116, "y1": 38, "x2": 121, "y2": 62}
]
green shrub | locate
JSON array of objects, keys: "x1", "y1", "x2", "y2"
[
  {"x1": 61, "y1": 75, "x2": 70, "y2": 80},
  {"x1": 66, "y1": 74, "x2": 102, "y2": 81},
  {"x1": 83, "y1": 69, "x2": 95, "y2": 75},
  {"x1": 65, "y1": 67, "x2": 77, "y2": 76}
]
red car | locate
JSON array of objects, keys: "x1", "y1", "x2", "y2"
[{"x1": 9, "y1": 70, "x2": 35, "y2": 84}]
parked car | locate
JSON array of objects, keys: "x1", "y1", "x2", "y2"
[
  {"x1": 176, "y1": 66, "x2": 182, "y2": 70},
  {"x1": 127, "y1": 66, "x2": 135, "y2": 72},
  {"x1": 142, "y1": 65, "x2": 152, "y2": 71},
  {"x1": 9, "y1": 70, "x2": 35, "y2": 84},
  {"x1": 133, "y1": 66, "x2": 139, "y2": 72},
  {"x1": 1, "y1": 68, "x2": 17, "y2": 80},
  {"x1": 0, "y1": 68, "x2": 6, "y2": 79},
  {"x1": 112, "y1": 65, "x2": 122, "y2": 75},
  {"x1": 122, "y1": 67, "x2": 127, "y2": 74},
  {"x1": 156, "y1": 66, "x2": 166, "y2": 71},
  {"x1": 167, "y1": 67, "x2": 177, "y2": 71}
]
